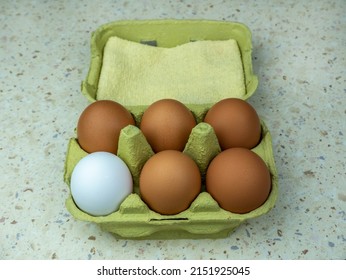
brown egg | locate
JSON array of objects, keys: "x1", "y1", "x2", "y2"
[
  {"x1": 206, "y1": 148, "x2": 271, "y2": 214},
  {"x1": 140, "y1": 99, "x2": 196, "y2": 152},
  {"x1": 204, "y1": 98, "x2": 261, "y2": 150},
  {"x1": 77, "y1": 100, "x2": 135, "y2": 154},
  {"x1": 139, "y1": 150, "x2": 201, "y2": 215}
]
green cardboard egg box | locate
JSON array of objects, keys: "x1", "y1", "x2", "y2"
[{"x1": 64, "y1": 19, "x2": 278, "y2": 239}]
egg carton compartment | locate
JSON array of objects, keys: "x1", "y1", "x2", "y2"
[
  {"x1": 64, "y1": 117, "x2": 278, "y2": 239},
  {"x1": 64, "y1": 19, "x2": 278, "y2": 239}
]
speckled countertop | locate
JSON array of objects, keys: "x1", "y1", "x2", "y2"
[{"x1": 1, "y1": 0, "x2": 345, "y2": 260}]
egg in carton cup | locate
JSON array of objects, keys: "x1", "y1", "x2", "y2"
[{"x1": 64, "y1": 19, "x2": 278, "y2": 239}]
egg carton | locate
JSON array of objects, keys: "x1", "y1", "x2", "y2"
[{"x1": 64, "y1": 19, "x2": 278, "y2": 239}]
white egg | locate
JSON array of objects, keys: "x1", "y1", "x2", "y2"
[{"x1": 70, "y1": 152, "x2": 133, "y2": 216}]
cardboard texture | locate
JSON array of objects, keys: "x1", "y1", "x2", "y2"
[
  {"x1": 97, "y1": 37, "x2": 245, "y2": 106},
  {"x1": 64, "y1": 19, "x2": 278, "y2": 239}
]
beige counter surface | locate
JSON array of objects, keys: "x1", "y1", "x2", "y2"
[{"x1": 1, "y1": 0, "x2": 345, "y2": 259}]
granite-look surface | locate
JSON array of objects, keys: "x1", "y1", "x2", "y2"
[{"x1": 1, "y1": 0, "x2": 345, "y2": 259}]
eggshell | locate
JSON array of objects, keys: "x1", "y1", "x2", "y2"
[
  {"x1": 206, "y1": 148, "x2": 271, "y2": 214},
  {"x1": 139, "y1": 150, "x2": 201, "y2": 215},
  {"x1": 140, "y1": 99, "x2": 196, "y2": 152},
  {"x1": 77, "y1": 100, "x2": 135, "y2": 154},
  {"x1": 204, "y1": 98, "x2": 261, "y2": 150},
  {"x1": 71, "y1": 152, "x2": 133, "y2": 216}
]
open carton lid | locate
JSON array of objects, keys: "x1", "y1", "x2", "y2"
[{"x1": 81, "y1": 19, "x2": 258, "y2": 105}]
